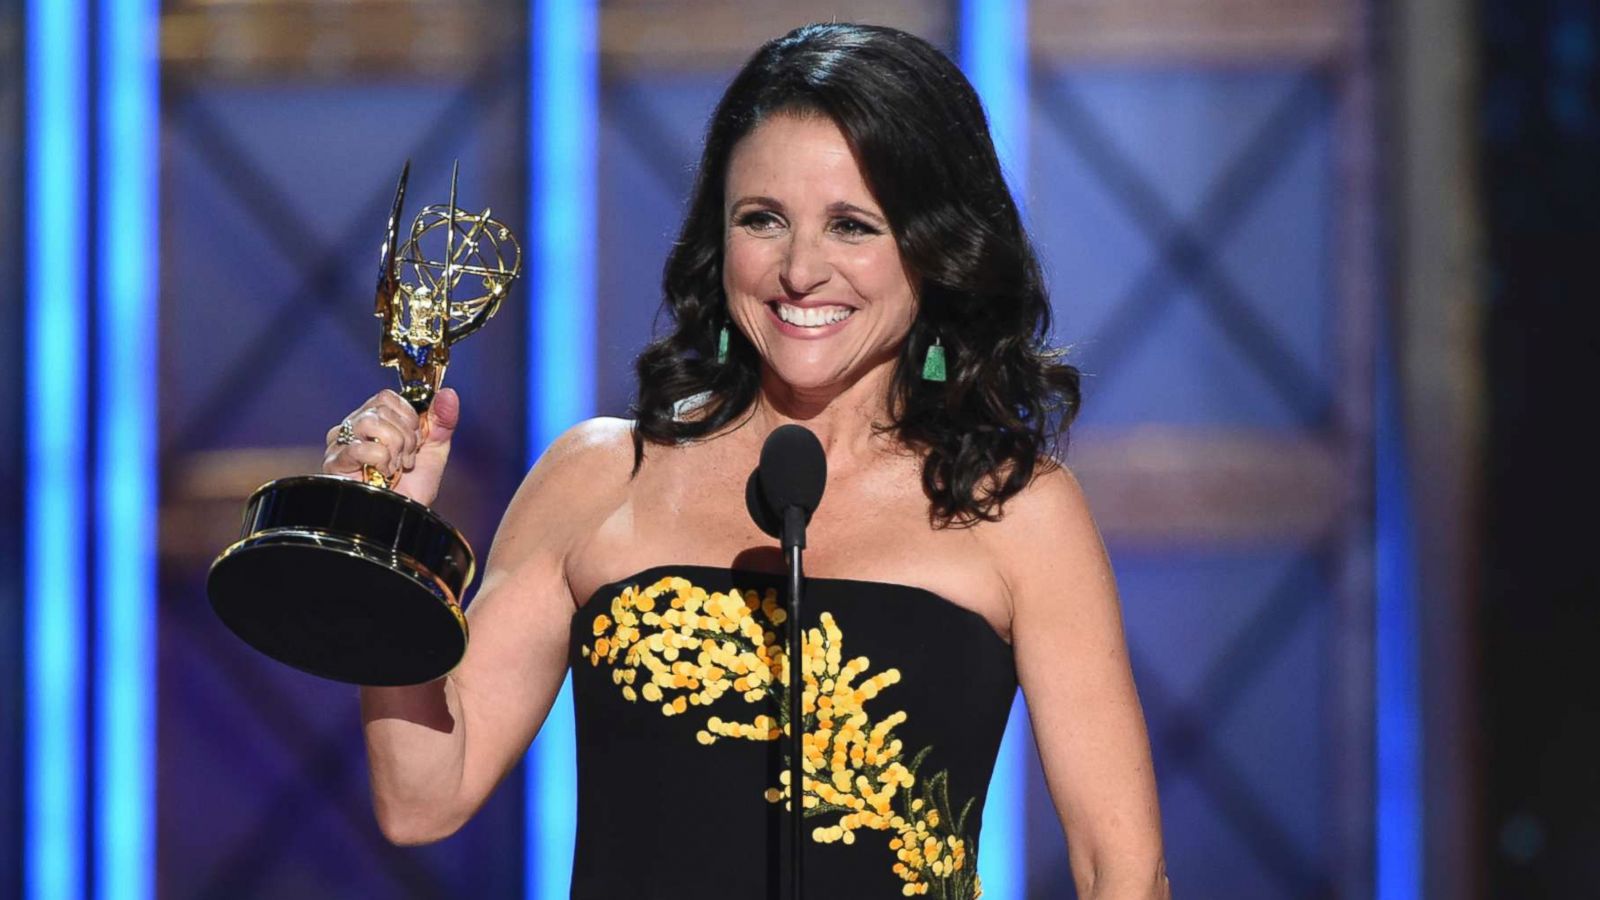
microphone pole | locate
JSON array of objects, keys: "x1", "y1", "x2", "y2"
[
  {"x1": 746, "y1": 425, "x2": 827, "y2": 900},
  {"x1": 784, "y1": 505, "x2": 806, "y2": 900}
]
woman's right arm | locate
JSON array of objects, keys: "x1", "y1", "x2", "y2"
[{"x1": 326, "y1": 389, "x2": 633, "y2": 844}]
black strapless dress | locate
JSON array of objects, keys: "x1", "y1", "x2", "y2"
[{"x1": 567, "y1": 564, "x2": 1017, "y2": 900}]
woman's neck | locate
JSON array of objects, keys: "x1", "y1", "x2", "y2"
[{"x1": 749, "y1": 361, "x2": 901, "y2": 468}]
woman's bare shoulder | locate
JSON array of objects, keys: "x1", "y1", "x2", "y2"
[
  {"x1": 528, "y1": 416, "x2": 636, "y2": 499},
  {"x1": 976, "y1": 460, "x2": 1108, "y2": 596},
  {"x1": 489, "y1": 418, "x2": 637, "y2": 560},
  {"x1": 1002, "y1": 459, "x2": 1089, "y2": 520},
  {"x1": 539, "y1": 416, "x2": 637, "y2": 471}
]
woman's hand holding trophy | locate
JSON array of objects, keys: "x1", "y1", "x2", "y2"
[
  {"x1": 323, "y1": 387, "x2": 459, "y2": 507},
  {"x1": 206, "y1": 161, "x2": 520, "y2": 686}
]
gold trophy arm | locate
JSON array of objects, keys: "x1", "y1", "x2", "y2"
[
  {"x1": 378, "y1": 335, "x2": 450, "y2": 414},
  {"x1": 374, "y1": 162, "x2": 449, "y2": 414},
  {"x1": 374, "y1": 163, "x2": 518, "y2": 430},
  {"x1": 445, "y1": 209, "x2": 506, "y2": 345},
  {"x1": 375, "y1": 162, "x2": 409, "y2": 333}
]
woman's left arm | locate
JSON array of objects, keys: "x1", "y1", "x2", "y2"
[{"x1": 985, "y1": 466, "x2": 1171, "y2": 899}]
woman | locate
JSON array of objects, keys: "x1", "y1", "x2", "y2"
[{"x1": 335, "y1": 23, "x2": 1168, "y2": 900}]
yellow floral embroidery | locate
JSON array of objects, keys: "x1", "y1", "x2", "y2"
[{"x1": 581, "y1": 575, "x2": 984, "y2": 899}]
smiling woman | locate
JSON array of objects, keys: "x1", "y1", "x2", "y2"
[
  {"x1": 351, "y1": 22, "x2": 1168, "y2": 900},
  {"x1": 632, "y1": 23, "x2": 1080, "y2": 525},
  {"x1": 722, "y1": 114, "x2": 918, "y2": 396}
]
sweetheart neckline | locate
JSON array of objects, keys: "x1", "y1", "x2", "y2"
[{"x1": 577, "y1": 562, "x2": 1013, "y2": 650}]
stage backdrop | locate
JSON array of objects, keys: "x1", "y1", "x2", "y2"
[
  {"x1": 156, "y1": 3, "x2": 532, "y2": 895},
  {"x1": 102, "y1": 1, "x2": 1379, "y2": 898}
]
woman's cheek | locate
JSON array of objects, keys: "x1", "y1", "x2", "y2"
[{"x1": 723, "y1": 239, "x2": 769, "y2": 300}]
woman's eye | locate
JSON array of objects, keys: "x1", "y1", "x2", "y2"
[
  {"x1": 735, "y1": 211, "x2": 782, "y2": 232},
  {"x1": 832, "y1": 217, "x2": 880, "y2": 237}
]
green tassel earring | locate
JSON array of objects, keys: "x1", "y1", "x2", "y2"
[
  {"x1": 921, "y1": 336, "x2": 947, "y2": 382},
  {"x1": 716, "y1": 326, "x2": 730, "y2": 364}
]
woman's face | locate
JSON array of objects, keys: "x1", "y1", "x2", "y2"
[{"x1": 722, "y1": 113, "x2": 917, "y2": 395}]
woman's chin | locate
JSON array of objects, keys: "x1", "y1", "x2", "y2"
[
  {"x1": 762, "y1": 358, "x2": 853, "y2": 394},
  {"x1": 767, "y1": 373, "x2": 839, "y2": 394}
]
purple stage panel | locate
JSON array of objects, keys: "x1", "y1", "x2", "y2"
[{"x1": 159, "y1": 76, "x2": 530, "y2": 899}]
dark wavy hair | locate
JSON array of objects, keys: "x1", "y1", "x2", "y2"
[{"x1": 631, "y1": 22, "x2": 1081, "y2": 526}]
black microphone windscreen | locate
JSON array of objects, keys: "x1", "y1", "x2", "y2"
[
  {"x1": 745, "y1": 468, "x2": 781, "y2": 540},
  {"x1": 757, "y1": 424, "x2": 827, "y2": 516}
]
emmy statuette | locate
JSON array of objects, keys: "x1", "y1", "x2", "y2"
[{"x1": 207, "y1": 162, "x2": 521, "y2": 686}]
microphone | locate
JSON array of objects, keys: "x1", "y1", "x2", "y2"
[
  {"x1": 745, "y1": 424, "x2": 826, "y2": 900},
  {"x1": 745, "y1": 424, "x2": 827, "y2": 550}
]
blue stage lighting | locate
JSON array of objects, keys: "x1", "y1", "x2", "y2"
[
  {"x1": 1376, "y1": 328, "x2": 1422, "y2": 900},
  {"x1": 961, "y1": 1, "x2": 1031, "y2": 894},
  {"x1": 962, "y1": 0, "x2": 1030, "y2": 218},
  {"x1": 525, "y1": 3, "x2": 597, "y2": 898},
  {"x1": 95, "y1": 1, "x2": 159, "y2": 898},
  {"x1": 25, "y1": 0, "x2": 88, "y2": 897}
]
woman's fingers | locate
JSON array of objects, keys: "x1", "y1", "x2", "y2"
[
  {"x1": 372, "y1": 389, "x2": 420, "y2": 427},
  {"x1": 336, "y1": 438, "x2": 399, "y2": 480},
  {"x1": 323, "y1": 390, "x2": 425, "y2": 480},
  {"x1": 320, "y1": 388, "x2": 455, "y2": 506},
  {"x1": 360, "y1": 406, "x2": 418, "y2": 467},
  {"x1": 352, "y1": 416, "x2": 409, "y2": 472},
  {"x1": 323, "y1": 433, "x2": 397, "y2": 481},
  {"x1": 374, "y1": 391, "x2": 425, "y2": 463}
]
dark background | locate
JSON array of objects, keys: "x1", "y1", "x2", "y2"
[{"x1": 1480, "y1": 0, "x2": 1600, "y2": 894}]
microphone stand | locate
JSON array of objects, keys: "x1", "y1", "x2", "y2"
[
  {"x1": 783, "y1": 505, "x2": 807, "y2": 900},
  {"x1": 749, "y1": 424, "x2": 826, "y2": 900}
]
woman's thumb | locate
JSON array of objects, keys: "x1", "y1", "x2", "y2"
[{"x1": 426, "y1": 387, "x2": 461, "y2": 445}]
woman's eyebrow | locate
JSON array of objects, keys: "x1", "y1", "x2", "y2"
[
  {"x1": 728, "y1": 194, "x2": 784, "y2": 212},
  {"x1": 829, "y1": 201, "x2": 886, "y2": 224}
]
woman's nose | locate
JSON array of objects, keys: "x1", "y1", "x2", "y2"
[{"x1": 778, "y1": 234, "x2": 832, "y2": 295}]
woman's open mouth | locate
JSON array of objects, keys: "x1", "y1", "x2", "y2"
[{"x1": 766, "y1": 301, "x2": 856, "y2": 336}]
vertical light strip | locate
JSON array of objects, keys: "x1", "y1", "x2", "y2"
[
  {"x1": 25, "y1": 0, "x2": 89, "y2": 897},
  {"x1": 96, "y1": 0, "x2": 158, "y2": 898},
  {"x1": 960, "y1": 2, "x2": 1030, "y2": 896},
  {"x1": 528, "y1": 0, "x2": 597, "y2": 452},
  {"x1": 525, "y1": 2, "x2": 596, "y2": 898},
  {"x1": 980, "y1": 701, "x2": 1030, "y2": 899},
  {"x1": 961, "y1": 0, "x2": 1029, "y2": 214},
  {"x1": 1375, "y1": 324, "x2": 1422, "y2": 899}
]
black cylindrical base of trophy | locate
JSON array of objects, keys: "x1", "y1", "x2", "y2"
[{"x1": 208, "y1": 475, "x2": 476, "y2": 686}]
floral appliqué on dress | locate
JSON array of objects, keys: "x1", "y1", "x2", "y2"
[{"x1": 580, "y1": 575, "x2": 984, "y2": 899}]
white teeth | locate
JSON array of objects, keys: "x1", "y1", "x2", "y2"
[{"x1": 775, "y1": 303, "x2": 854, "y2": 328}]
